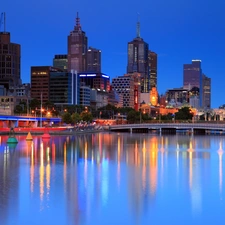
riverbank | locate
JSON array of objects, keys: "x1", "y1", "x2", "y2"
[{"x1": 0, "y1": 126, "x2": 104, "y2": 135}]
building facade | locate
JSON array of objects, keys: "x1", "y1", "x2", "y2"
[
  {"x1": 87, "y1": 47, "x2": 101, "y2": 72},
  {"x1": 111, "y1": 75, "x2": 135, "y2": 108},
  {"x1": 31, "y1": 66, "x2": 62, "y2": 103},
  {"x1": 0, "y1": 31, "x2": 21, "y2": 90},
  {"x1": 166, "y1": 88, "x2": 189, "y2": 107},
  {"x1": 127, "y1": 20, "x2": 149, "y2": 93},
  {"x1": 67, "y1": 13, "x2": 88, "y2": 73},
  {"x1": 53, "y1": 54, "x2": 68, "y2": 71},
  {"x1": 183, "y1": 60, "x2": 202, "y2": 106},
  {"x1": 79, "y1": 72, "x2": 110, "y2": 92},
  {"x1": 80, "y1": 85, "x2": 91, "y2": 106},
  {"x1": 8, "y1": 83, "x2": 30, "y2": 97},
  {"x1": 148, "y1": 50, "x2": 157, "y2": 90},
  {"x1": 49, "y1": 71, "x2": 80, "y2": 106},
  {"x1": 202, "y1": 74, "x2": 211, "y2": 109}
]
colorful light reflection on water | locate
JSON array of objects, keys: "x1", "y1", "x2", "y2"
[{"x1": 0, "y1": 133, "x2": 225, "y2": 225}]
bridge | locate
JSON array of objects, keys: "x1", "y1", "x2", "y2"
[
  {"x1": 107, "y1": 123, "x2": 225, "y2": 134},
  {"x1": 0, "y1": 115, "x2": 61, "y2": 128}
]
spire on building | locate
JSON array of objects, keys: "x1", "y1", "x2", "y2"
[
  {"x1": 75, "y1": 12, "x2": 81, "y2": 31},
  {"x1": 136, "y1": 12, "x2": 140, "y2": 38}
]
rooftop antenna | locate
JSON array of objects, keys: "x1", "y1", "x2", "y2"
[
  {"x1": 0, "y1": 13, "x2": 3, "y2": 32},
  {"x1": 136, "y1": 12, "x2": 140, "y2": 38},
  {"x1": 4, "y1": 12, "x2": 6, "y2": 32},
  {"x1": 76, "y1": 12, "x2": 81, "y2": 29}
]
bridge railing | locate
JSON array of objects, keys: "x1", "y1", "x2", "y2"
[{"x1": 109, "y1": 123, "x2": 225, "y2": 130}]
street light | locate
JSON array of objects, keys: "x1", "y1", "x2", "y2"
[{"x1": 32, "y1": 110, "x2": 36, "y2": 118}]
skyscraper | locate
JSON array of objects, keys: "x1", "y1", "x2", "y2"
[
  {"x1": 183, "y1": 60, "x2": 203, "y2": 107},
  {"x1": 87, "y1": 47, "x2": 101, "y2": 72},
  {"x1": 67, "y1": 13, "x2": 88, "y2": 73},
  {"x1": 183, "y1": 60, "x2": 202, "y2": 90},
  {"x1": 202, "y1": 74, "x2": 211, "y2": 109},
  {"x1": 0, "y1": 14, "x2": 21, "y2": 90},
  {"x1": 148, "y1": 50, "x2": 157, "y2": 90},
  {"x1": 127, "y1": 18, "x2": 149, "y2": 93}
]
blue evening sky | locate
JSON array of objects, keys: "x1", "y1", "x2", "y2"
[{"x1": 2, "y1": 0, "x2": 225, "y2": 108}]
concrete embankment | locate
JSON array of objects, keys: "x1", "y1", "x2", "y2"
[{"x1": 0, "y1": 126, "x2": 104, "y2": 135}]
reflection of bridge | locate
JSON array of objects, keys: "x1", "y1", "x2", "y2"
[{"x1": 108, "y1": 123, "x2": 225, "y2": 134}]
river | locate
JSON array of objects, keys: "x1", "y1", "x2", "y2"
[{"x1": 0, "y1": 132, "x2": 224, "y2": 225}]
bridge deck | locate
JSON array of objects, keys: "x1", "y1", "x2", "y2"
[{"x1": 108, "y1": 123, "x2": 225, "y2": 133}]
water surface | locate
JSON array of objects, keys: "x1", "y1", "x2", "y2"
[{"x1": 0, "y1": 133, "x2": 224, "y2": 225}]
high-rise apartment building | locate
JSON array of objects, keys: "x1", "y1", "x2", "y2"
[
  {"x1": 53, "y1": 54, "x2": 68, "y2": 71},
  {"x1": 87, "y1": 47, "x2": 101, "y2": 72},
  {"x1": 127, "y1": 20, "x2": 149, "y2": 93},
  {"x1": 67, "y1": 13, "x2": 88, "y2": 73},
  {"x1": 148, "y1": 50, "x2": 157, "y2": 89},
  {"x1": 0, "y1": 29, "x2": 21, "y2": 90}
]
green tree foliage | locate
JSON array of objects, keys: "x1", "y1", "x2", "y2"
[
  {"x1": 62, "y1": 112, "x2": 72, "y2": 124},
  {"x1": 71, "y1": 112, "x2": 81, "y2": 124},
  {"x1": 80, "y1": 111, "x2": 93, "y2": 122},
  {"x1": 29, "y1": 99, "x2": 40, "y2": 110},
  {"x1": 43, "y1": 100, "x2": 55, "y2": 109},
  {"x1": 14, "y1": 105, "x2": 24, "y2": 114},
  {"x1": 127, "y1": 110, "x2": 139, "y2": 123},
  {"x1": 175, "y1": 107, "x2": 193, "y2": 120}
]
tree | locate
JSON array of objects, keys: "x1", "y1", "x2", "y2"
[
  {"x1": 127, "y1": 110, "x2": 139, "y2": 123},
  {"x1": 80, "y1": 111, "x2": 93, "y2": 122},
  {"x1": 62, "y1": 112, "x2": 72, "y2": 124},
  {"x1": 71, "y1": 112, "x2": 81, "y2": 124},
  {"x1": 29, "y1": 98, "x2": 40, "y2": 110},
  {"x1": 14, "y1": 105, "x2": 24, "y2": 114},
  {"x1": 175, "y1": 107, "x2": 193, "y2": 120}
]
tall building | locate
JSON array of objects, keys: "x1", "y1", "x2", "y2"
[
  {"x1": 127, "y1": 19, "x2": 149, "y2": 93},
  {"x1": 53, "y1": 54, "x2": 68, "y2": 71},
  {"x1": 31, "y1": 66, "x2": 62, "y2": 103},
  {"x1": 183, "y1": 60, "x2": 202, "y2": 90},
  {"x1": 0, "y1": 16, "x2": 21, "y2": 90},
  {"x1": 87, "y1": 47, "x2": 101, "y2": 72},
  {"x1": 202, "y1": 74, "x2": 211, "y2": 109},
  {"x1": 183, "y1": 60, "x2": 203, "y2": 107},
  {"x1": 49, "y1": 71, "x2": 80, "y2": 106},
  {"x1": 79, "y1": 72, "x2": 110, "y2": 92},
  {"x1": 67, "y1": 13, "x2": 88, "y2": 73},
  {"x1": 111, "y1": 73, "x2": 141, "y2": 109},
  {"x1": 148, "y1": 50, "x2": 157, "y2": 89}
]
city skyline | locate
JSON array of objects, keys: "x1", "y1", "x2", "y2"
[{"x1": 1, "y1": 0, "x2": 225, "y2": 108}]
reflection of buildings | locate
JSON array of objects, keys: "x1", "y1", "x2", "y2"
[
  {"x1": 1, "y1": 133, "x2": 223, "y2": 224},
  {"x1": 218, "y1": 140, "x2": 223, "y2": 194},
  {"x1": 0, "y1": 136, "x2": 20, "y2": 224}
]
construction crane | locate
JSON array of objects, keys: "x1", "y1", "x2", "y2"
[{"x1": 0, "y1": 12, "x2": 6, "y2": 32}]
